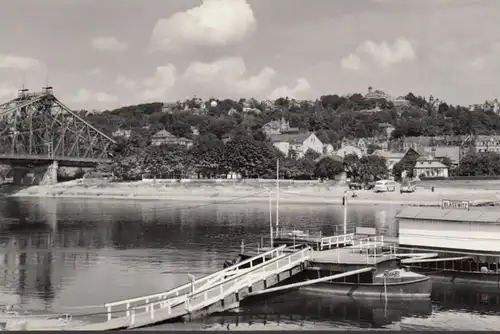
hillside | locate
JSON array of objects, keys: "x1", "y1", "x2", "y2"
[{"x1": 82, "y1": 92, "x2": 500, "y2": 146}]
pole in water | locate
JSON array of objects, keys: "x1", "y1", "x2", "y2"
[
  {"x1": 343, "y1": 193, "x2": 348, "y2": 235},
  {"x1": 269, "y1": 190, "x2": 274, "y2": 248},
  {"x1": 276, "y1": 159, "x2": 280, "y2": 234}
]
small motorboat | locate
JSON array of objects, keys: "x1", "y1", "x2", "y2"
[{"x1": 301, "y1": 267, "x2": 431, "y2": 299}]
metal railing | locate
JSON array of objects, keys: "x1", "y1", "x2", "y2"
[
  {"x1": 123, "y1": 246, "x2": 312, "y2": 327},
  {"x1": 104, "y1": 245, "x2": 289, "y2": 321},
  {"x1": 319, "y1": 233, "x2": 355, "y2": 250}
]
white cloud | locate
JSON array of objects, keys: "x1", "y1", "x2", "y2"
[
  {"x1": 357, "y1": 37, "x2": 416, "y2": 67},
  {"x1": 340, "y1": 54, "x2": 361, "y2": 71},
  {"x1": 138, "y1": 64, "x2": 177, "y2": 100},
  {"x1": 115, "y1": 76, "x2": 136, "y2": 89},
  {"x1": 150, "y1": 0, "x2": 256, "y2": 51},
  {"x1": 71, "y1": 89, "x2": 118, "y2": 104},
  {"x1": 0, "y1": 55, "x2": 41, "y2": 70},
  {"x1": 268, "y1": 78, "x2": 311, "y2": 100},
  {"x1": 181, "y1": 57, "x2": 276, "y2": 96},
  {"x1": 90, "y1": 36, "x2": 128, "y2": 51}
]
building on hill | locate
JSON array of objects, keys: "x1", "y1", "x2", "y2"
[
  {"x1": 323, "y1": 143, "x2": 334, "y2": 155},
  {"x1": 471, "y1": 135, "x2": 500, "y2": 153},
  {"x1": 112, "y1": 128, "x2": 131, "y2": 139},
  {"x1": 393, "y1": 96, "x2": 410, "y2": 107},
  {"x1": 379, "y1": 123, "x2": 395, "y2": 138},
  {"x1": 413, "y1": 156, "x2": 449, "y2": 179},
  {"x1": 372, "y1": 150, "x2": 405, "y2": 171},
  {"x1": 422, "y1": 146, "x2": 460, "y2": 166},
  {"x1": 364, "y1": 86, "x2": 392, "y2": 100},
  {"x1": 336, "y1": 145, "x2": 363, "y2": 159},
  {"x1": 269, "y1": 132, "x2": 323, "y2": 158},
  {"x1": 151, "y1": 130, "x2": 193, "y2": 148},
  {"x1": 261, "y1": 117, "x2": 299, "y2": 136}
]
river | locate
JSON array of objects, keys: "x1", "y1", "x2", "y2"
[{"x1": 0, "y1": 197, "x2": 499, "y2": 331}]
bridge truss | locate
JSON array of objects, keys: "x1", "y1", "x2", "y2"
[{"x1": 0, "y1": 87, "x2": 115, "y2": 164}]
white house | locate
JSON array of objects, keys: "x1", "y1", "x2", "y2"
[
  {"x1": 269, "y1": 132, "x2": 323, "y2": 158},
  {"x1": 336, "y1": 145, "x2": 363, "y2": 159},
  {"x1": 413, "y1": 157, "x2": 449, "y2": 179}
]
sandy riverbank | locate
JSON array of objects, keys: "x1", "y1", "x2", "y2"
[{"x1": 9, "y1": 180, "x2": 500, "y2": 207}]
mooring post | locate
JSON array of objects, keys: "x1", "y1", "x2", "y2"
[{"x1": 240, "y1": 240, "x2": 244, "y2": 254}]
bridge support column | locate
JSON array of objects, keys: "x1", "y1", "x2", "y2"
[{"x1": 40, "y1": 160, "x2": 58, "y2": 185}]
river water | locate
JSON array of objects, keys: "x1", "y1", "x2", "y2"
[{"x1": 0, "y1": 197, "x2": 499, "y2": 330}]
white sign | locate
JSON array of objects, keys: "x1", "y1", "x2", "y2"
[{"x1": 441, "y1": 199, "x2": 469, "y2": 211}]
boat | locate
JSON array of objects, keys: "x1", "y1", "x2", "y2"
[{"x1": 300, "y1": 267, "x2": 431, "y2": 298}]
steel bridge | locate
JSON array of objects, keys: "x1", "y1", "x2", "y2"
[
  {"x1": 0, "y1": 87, "x2": 115, "y2": 166},
  {"x1": 0, "y1": 87, "x2": 116, "y2": 184}
]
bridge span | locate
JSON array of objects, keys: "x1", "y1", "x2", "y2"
[{"x1": 0, "y1": 87, "x2": 116, "y2": 185}]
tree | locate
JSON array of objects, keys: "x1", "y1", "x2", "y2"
[
  {"x1": 190, "y1": 133, "x2": 225, "y2": 178},
  {"x1": 393, "y1": 155, "x2": 418, "y2": 181},
  {"x1": 456, "y1": 152, "x2": 500, "y2": 176},
  {"x1": 343, "y1": 154, "x2": 361, "y2": 180},
  {"x1": 223, "y1": 135, "x2": 279, "y2": 178},
  {"x1": 358, "y1": 155, "x2": 389, "y2": 182},
  {"x1": 314, "y1": 157, "x2": 344, "y2": 180}
]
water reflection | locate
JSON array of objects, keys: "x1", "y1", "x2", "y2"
[{"x1": 0, "y1": 197, "x2": 498, "y2": 330}]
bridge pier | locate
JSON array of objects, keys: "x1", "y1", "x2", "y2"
[{"x1": 12, "y1": 161, "x2": 59, "y2": 186}]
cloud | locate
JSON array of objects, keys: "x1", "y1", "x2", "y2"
[
  {"x1": 180, "y1": 57, "x2": 276, "y2": 96},
  {"x1": 358, "y1": 37, "x2": 416, "y2": 67},
  {"x1": 90, "y1": 36, "x2": 128, "y2": 51},
  {"x1": 340, "y1": 54, "x2": 361, "y2": 71},
  {"x1": 116, "y1": 76, "x2": 137, "y2": 90},
  {"x1": 138, "y1": 64, "x2": 177, "y2": 100},
  {"x1": 150, "y1": 0, "x2": 256, "y2": 51},
  {"x1": 0, "y1": 55, "x2": 41, "y2": 70},
  {"x1": 71, "y1": 89, "x2": 118, "y2": 104},
  {"x1": 268, "y1": 78, "x2": 311, "y2": 100},
  {"x1": 341, "y1": 37, "x2": 416, "y2": 70}
]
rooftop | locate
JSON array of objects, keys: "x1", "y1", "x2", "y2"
[
  {"x1": 396, "y1": 207, "x2": 500, "y2": 223},
  {"x1": 269, "y1": 132, "x2": 313, "y2": 143}
]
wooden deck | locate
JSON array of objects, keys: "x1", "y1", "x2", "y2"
[{"x1": 311, "y1": 236, "x2": 397, "y2": 265}]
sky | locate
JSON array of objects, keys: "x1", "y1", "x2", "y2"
[{"x1": 0, "y1": 0, "x2": 499, "y2": 110}]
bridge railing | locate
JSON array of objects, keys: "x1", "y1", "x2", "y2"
[
  {"x1": 104, "y1": 245, "x2": 288, "y2": 321},
  {"x1": 125, "y1": 246, "x2": 312, "y2": 327},
  {"x1": 319, "y1": 233, "x2": 355, "y2": 250}
]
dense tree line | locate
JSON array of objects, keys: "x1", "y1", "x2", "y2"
[
  {"x1": 85, "y1": 92, "x2": 500, "y2": 149},
  {"x1": 104, "y1": 133, "x2": 350, "y2": 181}
]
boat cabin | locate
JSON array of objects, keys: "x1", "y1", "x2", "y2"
[{"x1": 396, "y1": 207, "x2": 500, "y2": 253}]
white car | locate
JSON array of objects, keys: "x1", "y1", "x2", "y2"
[{"x1": 373, "y1": 180, "x2": 397, "y2": 193}]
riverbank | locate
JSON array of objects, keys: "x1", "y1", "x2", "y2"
[{"x1": 9, "y1": 179, "x2": 500, "y2": 207}]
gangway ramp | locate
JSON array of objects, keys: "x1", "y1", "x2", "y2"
[{"x1": 75, "y1": 245, "x2": 312, "y2": 330}]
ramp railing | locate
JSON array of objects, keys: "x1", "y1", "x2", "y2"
[
  {"x1": 319, "y1": 233, "x2": 354, "y2": 250},
  {"x1": 125, "y1": 246, "x2": 312, "y2": 327},
  {"x1": 104, "y1": 245, "x2": 288, "y2": 321}
]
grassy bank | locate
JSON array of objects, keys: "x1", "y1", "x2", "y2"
[{"x1": 8, "y1": 179, "x2": 500, "y2": 207}]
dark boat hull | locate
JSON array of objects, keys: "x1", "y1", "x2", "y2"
[{"x1": 300, "y1": 277, "x2": 431, "y2": 299}]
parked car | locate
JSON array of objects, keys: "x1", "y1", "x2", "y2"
[
  {"x1": 373, "y1": 179, "x2": 398, "y2": 193},
  {"x1": 400, "y1": 180, "x2": 416, "y2": 193},
  {"x1": 348, "y1": 182, "x2": 363, "y2": 190}
]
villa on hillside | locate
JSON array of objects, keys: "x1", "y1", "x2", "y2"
[
  {"x1": 151, "y1": 130, "x2": 193, "y2": 148},
  {"x1": 269, "y1": 132, "x2": 323, "y2": 158},
  {"x1": 364, "y1": 86, "x2": 392, "y2": 101},
  {"x1": 262, "y1": 117, "x2": 299, "y2": 136},
  {"x1": 112, "y1": 128, "x2": 131, "y2": 139}
]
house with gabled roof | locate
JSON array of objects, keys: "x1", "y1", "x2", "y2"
[
  {"x1": 151, "y1": 130, "x2": 193, "y2": 148},
  {"x1": 269, "y1": 132, "x2": 323, "y2": 158}
]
